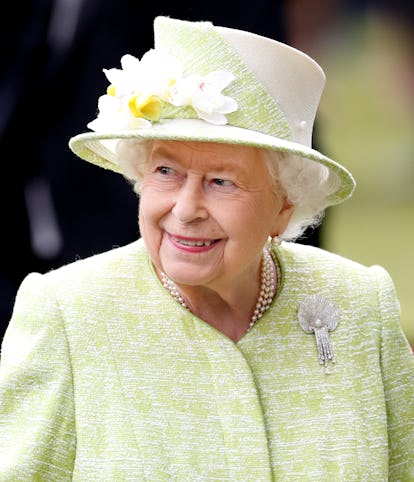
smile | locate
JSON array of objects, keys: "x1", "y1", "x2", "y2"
[
  {"x1": 169, "y1": 235, "x2": 219, "y2": 248},
  {"x1": 175, "y1": 238, "x2": 213, "y2": 247}
]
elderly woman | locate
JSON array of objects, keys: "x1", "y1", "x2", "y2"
[{"x1": 1, "y1": 16, "x2": 413, "y2": 481}]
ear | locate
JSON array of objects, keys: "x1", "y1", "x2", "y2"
[{"x1": 271, "y1": 196, "x2": 295, "y2": 237}]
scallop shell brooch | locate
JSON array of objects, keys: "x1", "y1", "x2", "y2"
[{"x1": 298, "y1": 294, "x2": 339, "y2": 373}]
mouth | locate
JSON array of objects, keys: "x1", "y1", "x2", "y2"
[{"x1": 168, "y1": 234, "x2": 220, "y2": 249}]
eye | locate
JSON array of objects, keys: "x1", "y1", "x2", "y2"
[
  {"x1": 212, "y1": 178, "x2": 234, "y2": 187},
  {"x1": 156, "y1": 166, "x2": 174, "y2": 176}
]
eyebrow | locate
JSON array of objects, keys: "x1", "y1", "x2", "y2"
[{"x1": 150, "y1": 144, "x2": 253, "y2": 178}]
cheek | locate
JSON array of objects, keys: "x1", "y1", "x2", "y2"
[
  {"x1": 139, "y1": 186, "x2": 167, "y2": 220},
  {"x1": 138, "y1": 193, "x2": 161, "y2": 238},
  {"x1": 242, "y1": 195, "x2": 282, "y2": 237},
  {"x1": 138, "y1": 200, "x2": 163, "y2": 266},
  {"x1": 244, "y1": 195, "x2": 276, "y2": 222},
  {"x1": 139, "y1": 188, "x2": 175, "y2": 239},
  {"x1": 218, "y1": 202, "x2": 268, "y2": 243}
]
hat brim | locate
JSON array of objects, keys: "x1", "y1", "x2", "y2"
[{"x1": 69, "y1": 118, "x2": 355, "y2": 206}]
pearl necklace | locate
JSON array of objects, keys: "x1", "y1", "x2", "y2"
[{"x1": 160, "y1": 247, "x2": 280, "y2": 333}]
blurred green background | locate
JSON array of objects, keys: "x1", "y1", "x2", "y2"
[{"x1": 288, "y1": 2, "x2": 414, "y2": 345}]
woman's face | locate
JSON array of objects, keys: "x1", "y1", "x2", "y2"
[{"x1": 139, "y1": 140, "x2": 293, "y2": 289}]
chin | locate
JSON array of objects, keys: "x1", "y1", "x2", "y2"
[{"x1": 163, "y1": 263, "x2": 215, "y2": 287}]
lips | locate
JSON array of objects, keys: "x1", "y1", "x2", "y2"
[
  {"x1": 174, "y1": 238, "x2": 214, "y2": 247},
  {"x1": 168, "y1": 234, "x2": 219, "y2": 249}
]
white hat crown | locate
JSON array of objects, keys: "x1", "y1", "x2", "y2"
[{"x1": 215, "y1": 25, "x2": 326, "y2": 147}]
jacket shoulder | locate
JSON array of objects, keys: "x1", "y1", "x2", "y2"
[
  {"x1": 16, "y1": 239, "x2": 151, "y2": 310},
  {"x1": 45, "y1": 239, "x2": 146, "y2": 283},
  {"x1": 279, "y1": 241, "x2": 373, "y2": 273},
  {"x1": 277, "y1": 241, "x2": 395, "y2": 296}
]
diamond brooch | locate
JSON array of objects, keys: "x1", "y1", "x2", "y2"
[{"x1": 298, "y1": 294, "x2": 339, "y2": 373}]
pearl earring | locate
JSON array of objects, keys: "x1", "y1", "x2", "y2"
[{"x1": 271, "y1": 235, "x2": 281, "y2": 247}]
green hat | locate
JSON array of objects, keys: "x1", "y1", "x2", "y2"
[{"x1": 69, "y1": 16, "x2": 355, "y2": 205}]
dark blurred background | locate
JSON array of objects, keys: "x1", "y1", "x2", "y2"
[{"x1": 1, "y1": 0, "x2": 413, "y2": 345}]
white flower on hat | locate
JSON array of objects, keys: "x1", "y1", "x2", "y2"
[
  {"x1": 139, "y1": 49, "x2": 184, "y2": 102},
  {"x1": 104, "y1": 50, "x2": 183, "y2": 102},
  {"x1": 87, "y1": 92, "x2": 152, "y2": 132},
  {"x1": 88, "y1": 50, "x2": 181, "y2": 131},
  {"x1": 171, "y1": 71, "x2": 238, "y2": 125},
  {"x1": 87, "y1": 49, "x2": 237, "y2": 132}
]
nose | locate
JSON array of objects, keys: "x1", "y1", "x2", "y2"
[{"x1": 172, "y1": 178, "x2": 208, "y2": 223}]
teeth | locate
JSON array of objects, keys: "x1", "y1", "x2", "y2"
[{"x1": 175, "y1": 238, "x2": 213, "y2": 247}]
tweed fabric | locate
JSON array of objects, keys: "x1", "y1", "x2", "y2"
[{"x1": 1, "y1": 239, "x2": 413, "y2": 480}]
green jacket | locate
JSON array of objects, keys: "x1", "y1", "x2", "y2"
[{"x1": 1, "y1": 239, "x2": 413, "y2": 481}]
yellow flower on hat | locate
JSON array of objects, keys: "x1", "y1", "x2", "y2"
[
  {"x1": 128, "y1": 93, "x2": 162, "y2": 121},
  {"x1": 87, "y1": 94, "x2": 151, "y2": 132}
]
